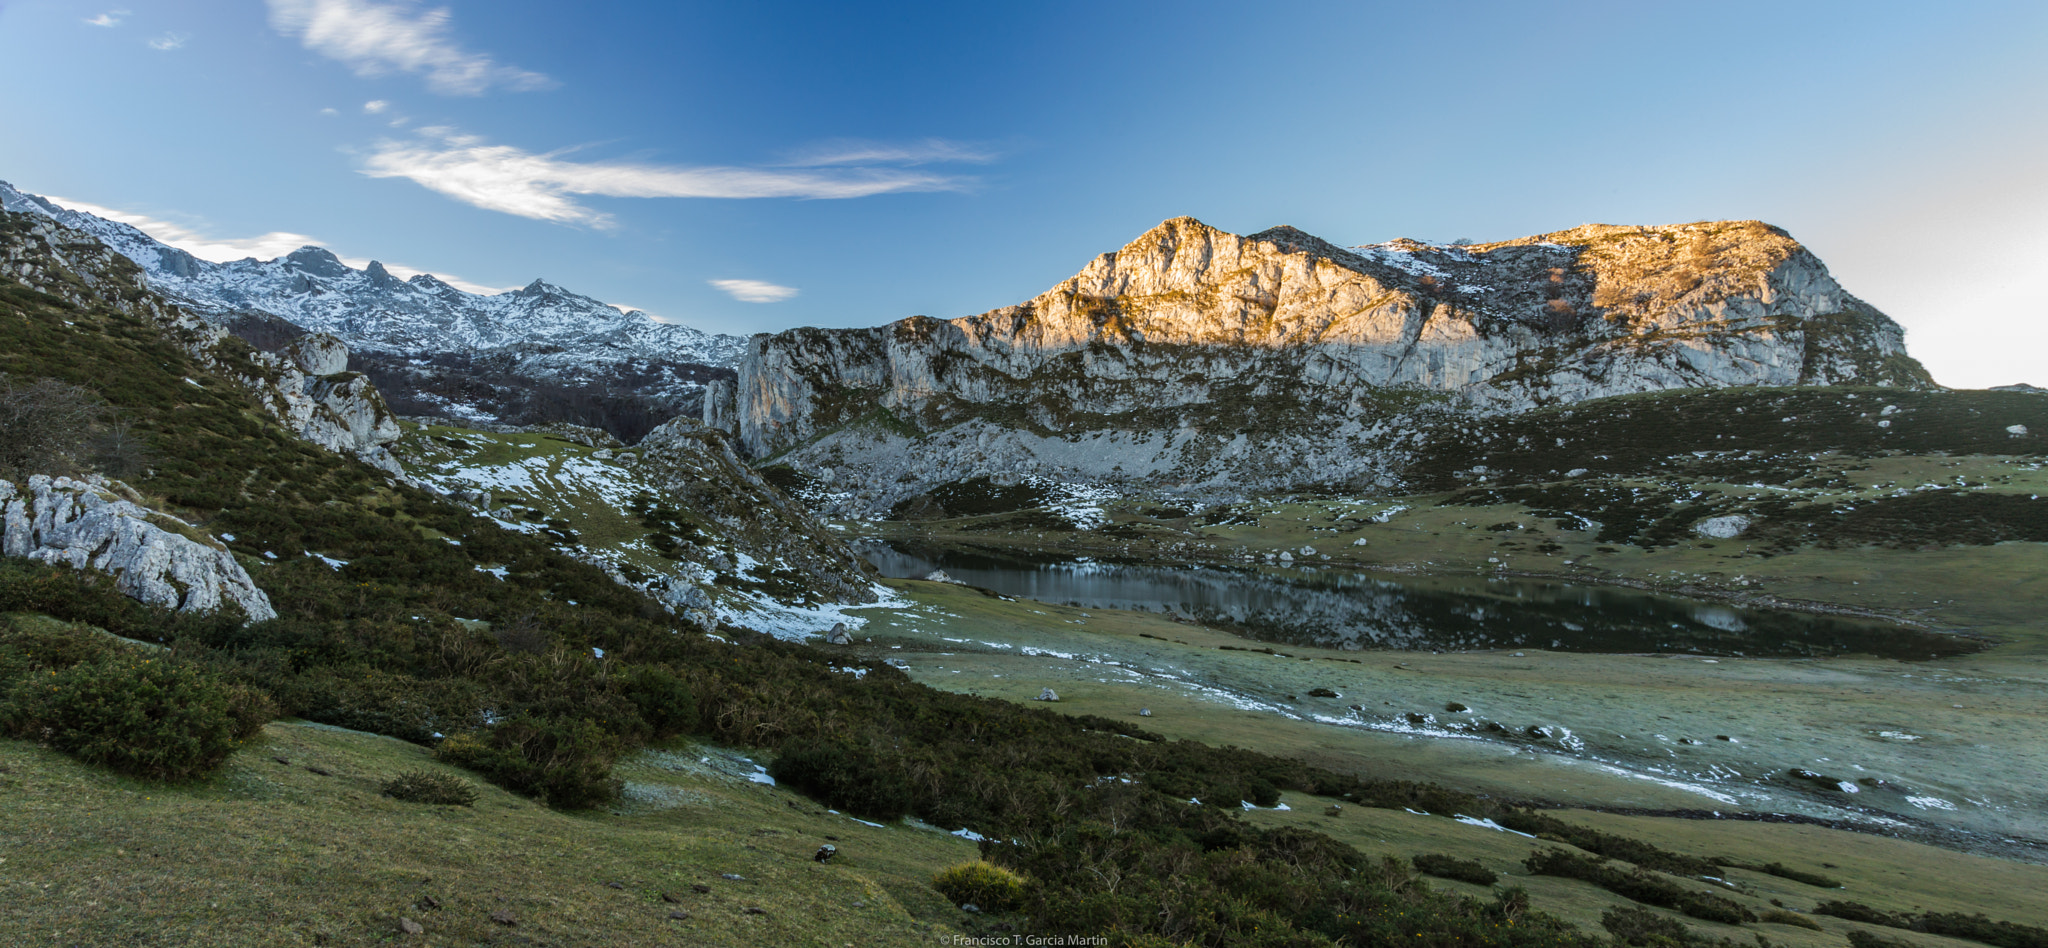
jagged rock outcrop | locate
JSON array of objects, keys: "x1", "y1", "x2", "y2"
[
  {"x1": 0, "y1": 211, "x2": 403, "y2": 473},
  {"x1": 637, "y1": 417, "x2": 879, "y2": 607},
  {"x1": 2, "y1": 475, "x2": 276, "y2": 622},
  {"x1": 263, "y1": 334, "x2": 404, "y2": 471},
  {"x1": 714, "y1": 217, "x2": 1932, "y2": 507}
]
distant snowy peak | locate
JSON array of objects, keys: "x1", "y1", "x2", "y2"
[{"x1": 0, "y1": 179, "x2": 747, "y2": 368}]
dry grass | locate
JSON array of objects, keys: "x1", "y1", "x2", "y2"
[{"x1": 0, "y1": 720, "x2": 978, "y2": 946}]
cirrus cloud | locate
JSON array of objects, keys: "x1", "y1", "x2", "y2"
[
  {"x1": 266, "y1": 0, "x2": 553, "y2": 96},
  {"x1": 359, "y1": 127, "x2": 977, "y2": 227},
  {"x1": 709, "y1": 279, "x2": 798, "y2": 304}
]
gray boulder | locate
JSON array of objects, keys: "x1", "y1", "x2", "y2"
[
  {"x1": 285, "y1": 333, "x2": 351, "y2": 376},
  {"x1": 825, "y1": 622, "x2": 852, "y2": 645},
  {"x1": 1036, "y1": 688, "x2": 1059, "y2": 702},
  {"x1": 2, "y1": 474, "x2": 275, "y2": 622},
  {"x1": 1693, "y1": 514, "x2": 1752, "y2": 539}
]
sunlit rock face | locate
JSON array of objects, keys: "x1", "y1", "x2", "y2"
[{"x1": 714, "y1": 217, "x2": 1930, "y2": 510}]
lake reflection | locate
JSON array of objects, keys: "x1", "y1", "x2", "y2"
[{"x1": 863, "y1": 542, "x2": 1973, "y2": 660}]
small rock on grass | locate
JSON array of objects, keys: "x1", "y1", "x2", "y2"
[
  {"x1": 489, "y1": 910, "x2": 517, "y2": 926},
  {"x1": 667, "y1": 910, "x2": 691, "y2": 921},
  {"x1": 690, "y1": 884, "x2": 712, "y2": 894},
  {"x1": 605, "y1": 881, "x2": 624, "y2": 890},
  {"x1": 661, "y1": 892, "x2": 682, "y2": 904},
  {"x1": 398, "y1": 917, "x2": 423, "y2": 935},
  {"x1": 743, "y1": 907, "x2": 767, "y2": 915}
]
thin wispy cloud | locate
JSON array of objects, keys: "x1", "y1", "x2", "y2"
[
  {"x1": 709, "y1": 279, "x2": 799, "y2": 304},
  {"x1": 85, "y1": 9, "x2": 130, "y2": 27},
  {"x1": 266, "y1": 0, "x2": 554, "y2": 96},
  {"x1": 780, "y1": 138, "x2": 997, "y2": 167},
  {"x1": 147, "y1": 32, "x2": 189, "y2": 50},
  {"x1": 43, "y1": 197, "x2": 513, "y2": 295},
  {"x1": 363, "y1": 99, "x2": 390, "y2": 114},
  {"x1": 359, "y1": 127, "x2": 975, "y2": 227}
]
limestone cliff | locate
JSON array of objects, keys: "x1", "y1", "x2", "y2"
[
  {"x1": 713, "y1": 218, "x2": 1930, "y2": 508},
  {"x1": 2, "y1": 475, "x2": 275, "y2": 622}
]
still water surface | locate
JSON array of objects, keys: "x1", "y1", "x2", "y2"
[{"x1": 864, "y1": 542, "x2": 1971, "y2": 660}]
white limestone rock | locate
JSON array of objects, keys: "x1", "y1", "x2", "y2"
[
  {"x1": 713, "y1": 217, "x2": 1931, "y2": 501},
  {"x1": 1694, "y1": 515, "x2": 1753, "y2": 540},
  {"x1": 285, "y1": 333, "x2": 350, "y2": 376},
  {"x1": 1, "y1": 475, "x2": 275, "y2": 622}
]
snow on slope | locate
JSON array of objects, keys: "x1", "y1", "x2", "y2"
[{"x1": 0, "y1": 179, "x2": 747, "y2": 371}]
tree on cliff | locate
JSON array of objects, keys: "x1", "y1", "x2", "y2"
[{"x1": 0, "y1": 374, "x2": 108, "y2": 478}]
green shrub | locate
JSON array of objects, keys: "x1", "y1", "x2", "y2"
[
  {"x1": 1602, "y1": 906, "x2": 1693, "y2": 946},
  {"x1": 769, "y1": 740, "x2": 914, "y2": 822},
  {"x1": 1413, "y1": 852, "x2": 1499, "y2": 885},
  {"x1": 436, "y1": 714, "x2": 622, "y2": 809},
  {"x1": 1759, "y1": 909, "x2": 1823, "y2": 931},
  {"x1": 1720, "y1": 859, "x2": 1841, "y2": 889},
  {"x1": 932, "y1": 861, "x2": 1027, "y2": 912},
  {"x1": 1847, "y1": 930, "x2": 1918, "y2": 948},
  {"x1": 382, "y1": 770, "x2": 479, "y2": 806},
  {"x1": 1, "y1": 654, "x2": 274, "y2": 780},
  {"x1": 620, "y1": 663, "x2": 696, "y2": 738},
  {"x1": 1525, "y1": 849, "x2": 1753, "y2": 925}
]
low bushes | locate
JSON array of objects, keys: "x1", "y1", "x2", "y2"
[
  {"x1": 932, "y1": 861, "x2": 1028, "y2": 912},
  {"x1": 768, "y1": 739, "x2": 914, "y2": 822},
  {"x1": 1413, "y1": 853, "x2": 1499, "y2": 885},
  {"x1": 1758, "y1": 909, "x2": 1823, "y2": 931},
  {"x1": 382, "y1": 770, "x2": 479, "y2": 806},
  {"x1": 1499, "y1": 810, "x2": 1719, "y2": 876},
  {"x1": 1814, "y1": 901, "x2": 2048, "y2": 948},
  {"x1": 436, "y1": 714, "x2": 623, "y2": 809},
  {"x1": 1525, "y1": 849, "x2": 1753, "y2": 925},
  {"x1": 2, "y1": 652, "x2": 274, "y2": 780}
]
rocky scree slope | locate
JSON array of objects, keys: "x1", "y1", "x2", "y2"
[
  {"x1": 1, "y1": 209, "x2": 877, "y2": 626},
  {"x1": 712, "y1": 217, "x2": 1930, "y2": 512},
  {"x1": 0, "y1": 181, "x2": 745, "y2": 434},
  {"x1": 392, "y1": 416, "x2": 880, "y2": 636}
]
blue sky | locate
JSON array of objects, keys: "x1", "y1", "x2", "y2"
[{"x1": 2, "y1": 1, "x2": 2046, "y2": 386}]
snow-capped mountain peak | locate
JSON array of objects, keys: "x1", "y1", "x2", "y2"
[{"x1": 0, "y1": 179, "x2": 746, "y2": 367}]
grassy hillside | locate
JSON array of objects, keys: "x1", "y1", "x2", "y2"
[{"x1": 0, "y1": 209, "x2": 1826, "y2": 948}]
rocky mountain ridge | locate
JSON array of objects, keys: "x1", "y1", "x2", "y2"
[
  {"x1": 0, "y1": 211, "x2": 405, "y2": 474},
  {"x1": 709, "y1": 216, "x2": 1932, "y2": 512},
  {"x1": 0, "y1": 181, "x2": 746, "y2": 433}
]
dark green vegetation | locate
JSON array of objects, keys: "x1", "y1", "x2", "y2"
[
  {"x1": 1410, "y1": 387, "x2": 2047, "y2": 492},
  {"x1": 1813, "y1": 901, "x2": 2048, "y2": 948},
  {"x1": 1524, "y1": 850, "x2": 1754, "y2": 925},
  {"x1": 1714, "y1": 861, "x2": 1841, "y2": 890},
  {"x1": 1413, "y1": 853, "x2": 1500, "y2": 885},
  {"x1": 2, "y1": 210, "x2": 1818, "y2": 947},
  {"x1": 379, "y1": 769, "x2": 479, "y2": 806},
  {"x1": 1425, "y1": 386, "x2": 2048, "y2": 551},
  {"x1": 890, "y1": 475, "x2": 1051, "y2": 521},
  {"x1": 931, "y1": 861, "x2": 1028, "y2": 912},
  {"x1": 1497, "y1": 810, "x2": 1719, "y2": 877},
  {"x1": 0, "y1": 612, "x2": 271, "y2": 781}
]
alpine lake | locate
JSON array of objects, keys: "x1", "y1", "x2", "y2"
[{"x1": 841, "y1": 540, "x2": 2047, "y2": 865}]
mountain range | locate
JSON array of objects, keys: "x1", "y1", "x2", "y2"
[
  {"x1": 708, "y1": 216, "x2": 1932, "y2": 512},
  {"x1": 0, "y1": 180, "x2": 746, "y2": 438}
]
